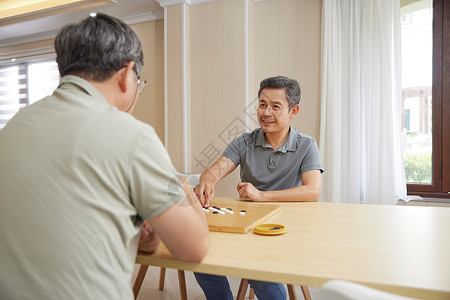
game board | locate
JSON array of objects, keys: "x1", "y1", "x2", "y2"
[{"x1": 205, "y1": 198, "x2": 281, "y2": 234}]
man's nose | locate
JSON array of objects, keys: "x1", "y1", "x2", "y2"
[{"x1": 262, "y1": 106, "x2": 273, "y2": 116}]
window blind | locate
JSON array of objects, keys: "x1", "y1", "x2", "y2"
[{"x1": 0, "y1": 59, "x2": 59, "y2": 130}]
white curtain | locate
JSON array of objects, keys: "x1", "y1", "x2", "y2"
[{"x1": 319, "y1": 0, "x2": 407, "y2": 204}]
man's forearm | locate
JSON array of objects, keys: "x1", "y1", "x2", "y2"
[
  {"x1": 260, "y1": 185, "x2": 321, "y2": 202},
  {"x1": 200, "y1": 156, "x2": 236, "y2": 185}
]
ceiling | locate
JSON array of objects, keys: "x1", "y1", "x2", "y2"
[{"x1": 0, "y1": 0, "x2": 164, "y2": 47}]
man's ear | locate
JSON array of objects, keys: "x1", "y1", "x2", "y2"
[
  {"x1": 289, "y1": 104, "x2": 300, "y2": 119},
  {"x1": 118, "y1": 61, "x2": 135, "y2": 93}
]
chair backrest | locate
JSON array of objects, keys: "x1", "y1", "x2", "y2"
[
  {"x1": 176, "y1": 172, "x2": 200, "y2": 187},
  {"x1": 316, "y1": 280, "x2": 420, "y2": 300}
]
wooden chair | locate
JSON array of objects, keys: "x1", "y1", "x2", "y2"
[
  {"x1": 133, "y1": 265, "x2": 188, "y2": 300},
  {"x1": 237, "y1": 279, "x2": 311, "y2": 300},
  {"x1": 132, "y1": 173, "x2": 200, "y2": 300}
]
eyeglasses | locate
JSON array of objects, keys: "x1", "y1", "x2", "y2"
[{"x1": 133, "y1": 68, "x2": 147, "y2": 94}]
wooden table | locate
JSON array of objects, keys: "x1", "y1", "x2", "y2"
[{"x1": 136, "y1": 197, "x2": 450, "y2": 300}]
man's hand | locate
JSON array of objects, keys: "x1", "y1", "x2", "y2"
[
  {"x1": 193, "y1": 156, "x2": 237, "y2": 207},
  {"x1": 193, "y1": 181, "x2": 215, "y2": 207},
  {"x1": 138, "y1": 220, "x2": 160, "y2": 254},
  {"x1": 237, "y1": 182, "x2": 264, "y2": 202}
]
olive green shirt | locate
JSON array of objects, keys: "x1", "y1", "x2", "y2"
[{"x1": 0, "y1": 75, "x2": 183, "y2": 300}]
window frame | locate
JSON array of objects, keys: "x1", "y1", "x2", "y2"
[{"x1": 406, "y1": 0, "x2": 450, "y2": 198}]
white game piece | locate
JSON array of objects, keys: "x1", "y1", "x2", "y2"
[
  {"x1": 226, "y1": 210, "x2": 234, "y2": 214},
  {"x1": 220, "y1": 207, "x2": 227, "y2": 211},
  {"x1": 219, "y1": 211, "x2": 225, "y2": 215},
  {"x1": 239, "y1": 211, "x2": 246, "y2": 215}
]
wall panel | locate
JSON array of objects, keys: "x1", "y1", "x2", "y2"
[
  {"x1": 166, "y1": 4, "x2": 184, "y2": 170},
  {"x1": 253, "y1": 0, "x2": 321, "y2": 141},
  {"x1": 189, "y1": 0, "x2": 244, "y2": 197},
  {"x1": 278, "y1": 0, "x2": 321, "y2": 140},
  {"x1": 252, "y1": 0, "x2": 280, "y2": 130},
  {"x1": 131, "y1": 20, "x2": 165, "y2": 142}
]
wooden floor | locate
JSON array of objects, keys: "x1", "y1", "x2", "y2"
[{"x1": 132, "y1": 264, "x2": 318, "y2": 300}]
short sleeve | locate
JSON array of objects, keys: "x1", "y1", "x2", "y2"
[
  {"x1": 222, "y1": 136, "x2": 242, "y2": 167},
  {"x1": 129, "y1": 126, "x2": 184, "y2": 221},
  {"x1": 300, "y1": 138, "x2": 324, "y2": 175}
]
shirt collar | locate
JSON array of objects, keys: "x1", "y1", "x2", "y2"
[
  {"x1": 255, "y1": 128, "x2": 266, "y2": 147},
  {"x1": 255, "y1": 126, "x2": 298, "y2": 153},
  {"x1": 58, "y1": 75, "x2": 110, "y2": 106}
]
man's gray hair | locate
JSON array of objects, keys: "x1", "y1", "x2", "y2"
[
  {"x1": 54, "y1": 13, "x2": 143, "y2": 81},
  {"x1": 258, "y1": 76, "x2": 301, "y2": 109}
]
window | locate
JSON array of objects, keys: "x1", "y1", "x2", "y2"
[
  {"x1": 0, "y1": 59, "x2": 59, "y2": 130},
  {"x1": 404, "y1": 109, "x2": 411, "y2": 131},
  {"x1": 401, "y1": 0, "x2": 450, "y2": 198}
]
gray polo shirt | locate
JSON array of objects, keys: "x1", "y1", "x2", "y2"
[{"x1": 223, "y1": 127, "x2": 323, "y2": 191}]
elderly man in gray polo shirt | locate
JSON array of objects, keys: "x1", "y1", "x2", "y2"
[{"x1": 193, "y1": 76, "x2": 323, "y2": 300}]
